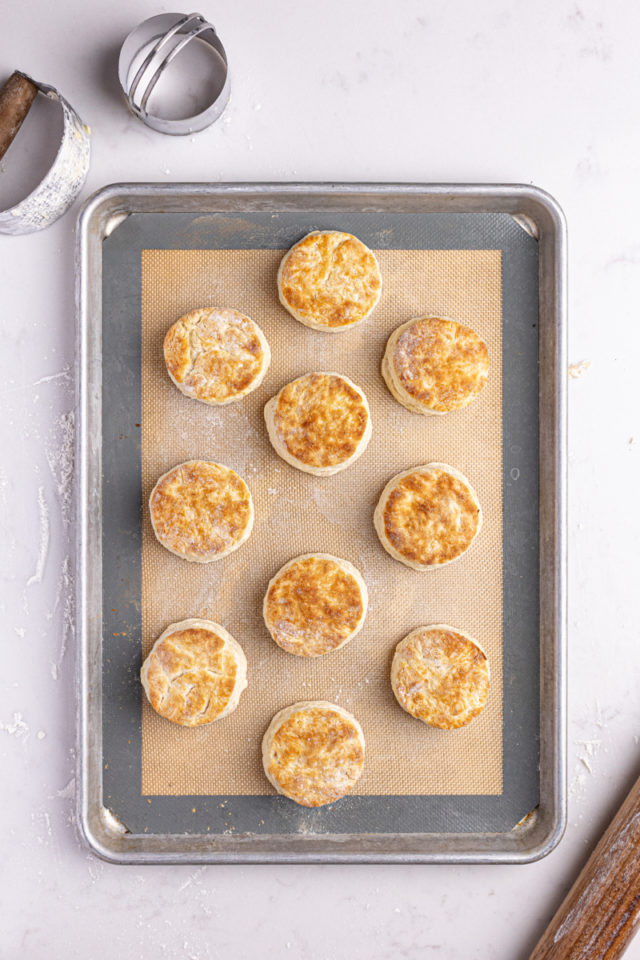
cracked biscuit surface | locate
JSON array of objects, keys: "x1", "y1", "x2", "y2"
[
  {"x1": 374, "y1": 462, "x2": 482, "y2": 569},
  {"x1": 262, "y1": 700, "x2": 366, "y2": 806},
  {"x1": 391, "y1": 624, "x2": 490, "y2": 729},
  {"x1": 141, "y1": 618, "x2": 248, "y2": 726},
  {"x1": 263, "y1": 554, "x2": 368, "y2": 657},
  {"x1": 264, "y1": 372, "x2": 371, "y2": 475},
  {"x1": 277, "y1": 231, "x2": 382, "y2": 331},
  {"x1": 164, "y1": 307, "x2": 270, "y2": 405},
  {"x1": 382, "y1": 315, "x2": 489, "y2": 415},
  {"x1": 149, "y1": 459, "x2": 254, "y2": 562}
]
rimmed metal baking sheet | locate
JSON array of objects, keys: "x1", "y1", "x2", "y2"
[{"x1": 76, "y1": 183, "x2": 566, "y2": 864}]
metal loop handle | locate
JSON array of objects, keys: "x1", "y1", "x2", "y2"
[
  {"x1": 139, "y1": 20, "x2": 214, "y2": 116},
  {"x1": 127, "y1": 12, "x2": 212, "y2": 116}
]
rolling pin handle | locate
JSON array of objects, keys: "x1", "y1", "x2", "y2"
[{"x1": 0, "y1": 71, "x2": 39, "y2": 163}]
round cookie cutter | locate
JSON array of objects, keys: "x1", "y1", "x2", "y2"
[
  {"x1": 118, "y1": 12, "x2": 230, "y2": 135},
  {"x1": 0, "y1": 71, "x2": 90, "y2": 236}
]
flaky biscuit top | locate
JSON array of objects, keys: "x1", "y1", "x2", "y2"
[
  {"x1": 279, "y1": 231, "x2": 382, "y2": 329},
  {"x1": 392, "y1": 626, "x2": 490, "y2": 729},
  {"x1": 273, "y1": 373, "x2": 369, "y2": 468},
  {"x1": 382, "y1": 467, "x2": 480, "y2": 566},
  {"x1": 149, "y1": 460, "x2": 252, "y2": 561},
  {"x1": 264, "y1": 702, "x2": 365, "y2": 806},
  {"x1": 264, "y1": 555, "x2": 364, "y2": 656}
]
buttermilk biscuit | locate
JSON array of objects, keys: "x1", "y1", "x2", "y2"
[
  {"x1": 382, "y1": 315, "x2": 489, "y2": 415},
  {"x1": 277, "y1": 230, "x2": 382, "y2": 331},
  {"x1": 264, "y1": 372, "x2": 372, "y2": 476},
  {"x1": 164, "y1": 307, "x2": 271, "y2": 405},
  {"x1": 262, "y1": 701, "x2": 366, "y2": 806},
  {"x1": 263, "y1": 554, "x2": 368, "y2": 657},
  {"x1": 149, "y1": 460, "x2": 254, "y2": 562},
  {"x1": 374, "y1": 462, "x2": 482, "y2": 569},
  {"x1": 391, "y1": 624, "x2": 490, "y2": 729},
  {"x1": 140, "y1": 618, "x2": 248, "y2": 726}
]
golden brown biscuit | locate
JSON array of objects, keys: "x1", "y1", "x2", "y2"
[
  {"x1": 140, "y1": 618, "x2": 248, "y2": 726},
  {"x1": 149, "y1": 460, "x2": 254, "y2": 562},
  {"x1": 391, "y1": 624, "x2": 490, "y2": 729},
  {"x1": 262, "y1": 701, "x2": 365, "y2": 806},
  {"x1": 374, "y1": 462, "x2": 482, "y2": 569},
  {"x1": 264, "y1": 372, "x2": 372, "y2": 476},
  {"x1": 382, "y1": 315, "x2": 489, "y2": 415},
  {"x1": 163, "y1": 307, "x2": 271, "y2": 405},
  {"x1": 263, "y1": 554, "x2": 368, "y2": 657},
  {"x1": 277, "y1": 231, "x2": 382, "y2": 331}
]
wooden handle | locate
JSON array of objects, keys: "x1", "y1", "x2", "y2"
[
  {"x1": 530, "y1": 774, "x2": 640, "y2": 960},
  {"x1": 0, "y1": 71, "x2": 38, "y2": 163}
]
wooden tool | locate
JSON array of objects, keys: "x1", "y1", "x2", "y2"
[
  {"x1": 530, "y1": 774, "x2": 640, "y2": 959},
  {"x1": 0, "y1": 71, "x2": 38, "y2": 162},
  {"x1": 0, "y1": 69, "x2": 90, "y2": 235}
]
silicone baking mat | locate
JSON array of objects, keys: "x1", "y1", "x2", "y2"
[{"x1": 101, "y1": 210, "x2": 539, "y2": 835}]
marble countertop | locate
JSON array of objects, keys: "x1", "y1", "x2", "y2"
[{"x1": 3, "y1": 1, "x2": 640, "y2": 957}]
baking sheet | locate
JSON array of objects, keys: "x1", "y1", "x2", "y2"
[{"x1": 101, "y1": 209, "x2": 540, "y2": 837}]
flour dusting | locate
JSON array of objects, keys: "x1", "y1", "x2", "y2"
[
  {"x1": 46, "y1": 410, "x2": 75, "y2": 526},
  {"x1": 33, "y1": 367, "x2": 71, "y2": 387},
  {"x1": 48, "y1": 556, "x2": 74, "y2": 681},
  {"x1": 27, "y1": 486, "x2": 49, "y2": 586},
  {"x1": 1, "y1": 712, "x2": 29, "y2": 740}
]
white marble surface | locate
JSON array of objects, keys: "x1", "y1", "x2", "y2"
[{"x1": 2, "y1": 0, "x2": 640, "y2": 956}]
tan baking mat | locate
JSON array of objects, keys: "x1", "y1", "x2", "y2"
[{"x1": 140, "y1": 247, "x2": 503, "y2": 796}]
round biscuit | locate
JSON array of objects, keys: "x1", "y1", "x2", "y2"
[
  {"x1": 164, "y1": 307, "x2": 271, "y2": 405},
  {"x1": 374, "y1": 462, "x2": 482, "y2": 569},
  {"x1": 149, "y1": 459, "x2": 254, "y2": 562},
  {"x1": 263, "y1": 554, "x2": 368, "y2": 657},
  {"x1": 382, "y1": 315, "x2": 489, "y2": 415},
  {"x1": 262, "y1": 700, "x2": 366, "y2": 806},
  {"x1": 264, "y1": 371, "x2": 372, "y2": 476},
  {"x1": 277, "y1": 230, "x2": 382, "y2": 331},
  {"x1": 391, "y1": 624, "x2": 490, "y2": 729},
  {"x1": 141, "y1": 618, "x2": 248, "y2": 726}
]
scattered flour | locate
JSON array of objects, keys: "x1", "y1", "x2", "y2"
[
  {"x1": 46, "y1": 410, "x2": 75, "y2": 526},
  {"x1": 576, "y1": 738, "x2": 601, "y2": 774},
  {"x1": 178, "y1": 866, "x2": 208, "y2": 892},
  {"x1": 569, "y1": 722, "x2": 603, "y2": 798},
  {"x1": 27, "y1": 486, "x2": 49, "y2": 586},
  {"x1": 1, "y1": 712, "x2": 29, "y2": 740},
  {"x1": 33, "y1": 368, "x2": 71, "y2": 387},
  {"x1": 49, "y1": 555, "x2": 74, "y2": 680},
  {"x1": 55, "y1": 777, "x2": 75, "y2": 800}
]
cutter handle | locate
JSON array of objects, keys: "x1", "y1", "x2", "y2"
[
  {"x1": 529, "y1": 773, "x2": 640, "y2": 960},
  {"x1": 0, "y1": 71, "x2": 38, "y2": 162}
]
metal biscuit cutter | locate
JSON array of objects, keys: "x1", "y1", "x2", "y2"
[
  {"x1": 118, "y1": 12, "x2": 230, "y2": 135},
  {"x1": 0, "y1": 71, "x2": 90, "y2": 236}
]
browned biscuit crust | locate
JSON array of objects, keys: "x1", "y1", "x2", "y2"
[
  {"x1": 277, "y1": 231, "x2": 382, "y2": 331},
  {"x1": 149, "y1": 460, "x2": 253, "y2": 562},
  {"x1": 391, "y1": 625, "x2": 490, "y2": 729},
  {"x1": 163, "y1": 307, "x2": 270, "y2": 405},
  {"x1": 141, "y1": 619, "x2": 248, "y2": 726},
  {"x1": 262, "y1": 701, "x2": 365, "y2": 806},
  {"x1": 374, "y1": 463, "x2": 482, "y2": 569},
  {"x1": 383, "y1": 316, "x2": 489, "y2": 414},
  {"x1": 263, "y1": 554, "x2": 367, "y2": 657},
  {"x1": 264, "y1": 372, "x2": 371, "y2": 474}
]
